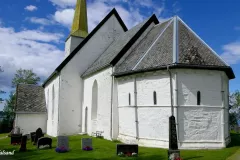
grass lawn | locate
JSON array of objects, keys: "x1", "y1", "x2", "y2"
[
  {"x1": 0, "y1": 133, "x2": 8, "y2": 138},
  {"x1": 0, "y1": 133, "x2": 239, "y2": 160}
]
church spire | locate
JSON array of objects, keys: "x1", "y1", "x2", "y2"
[{"x1": 70, "y1": 0, "x2": 88, "y2": 38}]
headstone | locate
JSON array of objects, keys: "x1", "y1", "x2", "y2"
[
  {"x1": 81, "y1": 138, "x2": 92, "y2": 150},
  {"x1": 37, "y1": 137, "x2": 52, "y2": 149},
  {"x1": 57, "y1": 136, "x2": 69, "y2": 151},
  {"x1": 168, "y1": 115, "x2": 180, "y2": 159},
  {"x1": 11, "y1": 134, "x2": 22, "y2": 145},
  {"x1": 19, "y1": 135, "x2": 27, "y2": 152},
  {"x1": 30, "y1": 132, "x2": 36, "y2": 143},
  {"x1": 116, "y1": 144, "x2": 138, "y2": 157},
  {"x1": 34, "y1": 128, "x2": 44, "y2": 145}
]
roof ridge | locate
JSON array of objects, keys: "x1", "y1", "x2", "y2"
[
  {"x1": 132, "y1": 18, "x2": 174, "y2": 70},
  {"x1": 177, "y1": 16, "x2": 229, "y2": 66},
  {"x1": 81, "y1": 14, "x2": 159, "y2": 78},
  {"x1": 43, "y1": 8, "x2": 128, "y2": 87}
]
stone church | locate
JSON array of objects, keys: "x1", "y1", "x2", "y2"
[{"x1": 14, "y1": 0, "x2": 235, "y2": 149}]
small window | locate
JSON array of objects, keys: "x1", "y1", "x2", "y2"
[
  {"x1": 129, "y1": 93, "x2": 131, "y2": 106},
  {"x1": 153, "y1": 91, "x2": 157, "y2": 105},
  {"x1": 197, "y1": 91, "x2": 201, "y2": 105}
]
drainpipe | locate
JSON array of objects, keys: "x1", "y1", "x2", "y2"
[
  {"x1": 174, "y1": 71, "x2": 180, "y2": 143},
  {"x1": 110, "y1": 67, "x2": 114, "y2": 140},
  {"x1": 221, "y1": 74, "x2": 225, "y2": 147},
  {"x1": 58, "y1": 76, "x2": 61, "y2": 136},
  {"x1": 134, "y1": 76, "x2": 139, "y2": 139},
  {"x1": 167, "y1": 65, "x2": 174, "y2": 116}
]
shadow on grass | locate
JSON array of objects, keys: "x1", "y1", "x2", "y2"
[{"x1": 227, "y1": 132, "x2": 240, "y2": 148}]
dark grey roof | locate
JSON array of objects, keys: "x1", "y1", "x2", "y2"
[
  {"x1": 114, "y1": 19, "x2": 173, "y2": 74},
  {"x1": 15, "y1": 84, "x2": 46, "y2": 113},
  {"x1": 178, "y1": 20, "x2": 226, "y2": 66},
  {"x1": 82, "y1": 16, "x2": 158, "y2": 77},
  {"x1": 113, "y1": 17, "x2": 235, "y2": 79}
]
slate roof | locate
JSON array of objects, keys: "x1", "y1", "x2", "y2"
[
  {"x1": 82, "y1": 16, "x2": 157, "y2": 77},
  {"x1": 113, "y1": 17, "x2": 235, "y2": 79},
  {"x1": 15, "y1": 84, "x2": 46, "y2": 113}
]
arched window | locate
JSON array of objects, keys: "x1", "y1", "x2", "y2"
[
  {"x1": 52, "y1": 85, "x2": 55, "y2": 120},
  {"x1": 153, "y1": 91, "x2": 157, "y2": 105},
  {"x1": 197, "y1": 91, "x2": 201, "y2": 105},
  {"x1": 129, "y1": 93, "x2": 131, "y2": 106}
]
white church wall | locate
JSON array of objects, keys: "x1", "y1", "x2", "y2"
[
  {"x1": 177, "y1": 69, "x2": 227, "y2": 149},
  {"x1": 117, "y1": 71, "x2": 172, "y2": 148},
  {"x1": 82, "y1": 67, "x2": 113, "y2": 140},
  {"x1": 44, "y1": 75, "x2": 59, "y2": 137},
  {"x1": 59, "y1": 14, "x2": 125, "y2": 136},
  {"x1": 15, "y1": 113, "x2": 47, "y2": 134},
  {"x1": 65, "y1": 36, "x2": 83, "y2": 58},
  {"x1": 117, "y1": 69, "x2": 229, "y2": 149}
]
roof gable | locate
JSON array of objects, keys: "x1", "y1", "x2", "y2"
[
  {"x1": 82, "y1": 14, "x2": 159, "y2": 77},
  {"x1": 113, "y1": 16, "x2": 235, "y2": 79},
  {"x1": 15, "y1": 84, "x2": 46, "y2": 113},
  {"x1": 114, "y1": 18, "x2": 173, "y2": 74},
  {"x1": 43, "y1": 8, "x2": 128, "y2": 87}
]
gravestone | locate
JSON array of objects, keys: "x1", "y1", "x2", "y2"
[
  {"x1": 57, "y1": 136, "x2": 69, "y2": 151},
  {"x1": 37, "y1": 137, "x2": 52, "y2": 149},
  {"x1": 168, "y1": 115, "x2": 180, "y2": 160},
  {"x1": 11, "y1": 132, "x2": 22, "y2": 145},
  {"x1": 19, "y1": 135, "x2": 27, "y2": 152},
  {"x1": 81, "y1": 138, "x2": 92, "y2": 150},
  {"x1": 116, "y1": 144, "x2": 138, "y2": 157},
  {"x1": 34, "y1": 128, "x2": 44, "y2": 145},
  {"x1": 30, "y1": 132, "x2": 36, "y2": 143}
]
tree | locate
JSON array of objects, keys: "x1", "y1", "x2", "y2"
[
  {"x1": 12, "y1": 68, "x2": 40, "y2": 88},
  {"x1": 3, "y1": 69, "x2": 40, "y2": 131},
  {"x1": 3, "y1": 93, "x2": 15, "y2": 123},
  {"x1": 0, "y1": 66, "x2": 5, "y2": 103},
  {"x1": 229, "y1": 90, "x2": 240, "y2": 128}
]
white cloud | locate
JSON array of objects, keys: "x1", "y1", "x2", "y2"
[
  {"x1": 54, "y1": 9, "x2": 75, "y2": 27},
  {"x1": 0, "y1": 25, "x2": 64, "y2": 92},
  {"x1": 221, "y1": 42, "x2": 240, "y2": 64},
  {"x1": 25, "y1": 5, "x2": 38, "y2": 11},
  {"x1": 49, "y1": 0, "x2": 76, "y2": 8},
  {"x1": 26, "y1": 17, "x2": 54, "y2": 26},
  {"x1": 52, "y1": 0, "x2": 167, "y2": 31}
]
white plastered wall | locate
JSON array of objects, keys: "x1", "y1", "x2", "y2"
[
  {"x1": 177, "y1": 69, "x2": 228, "y2": 149},
  {"x1": 15, "y1": 113, "x2": 47, "y2": 134},
  {"x1": 58, "y1": 15, "x2": 125, "y2": 136},
  {"x1": 117, "y1": 71, "x2": 172, "y2": 148},
  {"x1": 44, "y1": 75, "x2": 60, "y2": 137},
  {"x1": 82, "y1": 67, "x2": 113, "y2": 140},
  {"x1": 65, "y1": 36, "x2": 84, "y2": 58},
  {"x1": 117, "y1": 69, "x2": 229, "y2": 149}
]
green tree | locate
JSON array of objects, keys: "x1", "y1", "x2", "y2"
[
  {"x1": 12, "y1": 68, "x2": 40, "y2": 88},
  {"x1": 3, "y1": 93, "x2": 15, "y2": 123},
  {"x1": 229, "y1": 90, "x2": 240, "y2": 128},
  {"x1": 0, "y1": 66, "x2": 5, "y2": 103},
  {"x1": 3, "y1": 69, "x2": 40, "y2": 130}
]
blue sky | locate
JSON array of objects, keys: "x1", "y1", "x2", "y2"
[{"x1": 0, "y1": 0, "x2": 239, "y2": 110}]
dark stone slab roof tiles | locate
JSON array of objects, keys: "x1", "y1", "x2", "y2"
[{"x1": 15, "y1": 84, "x2": 46, "y2": 113}]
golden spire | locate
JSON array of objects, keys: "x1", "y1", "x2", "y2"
[{"x1": 70, "y1": 0, "x2": 88, "y2": 38}]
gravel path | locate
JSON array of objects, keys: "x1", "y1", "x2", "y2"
[{"x1": 227, "y1": 149, "x2": 240, "y2": 160}]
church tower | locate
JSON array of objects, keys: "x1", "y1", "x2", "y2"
[{"x1": 65, "y1": 0, "x2": 88, "y2": 58}]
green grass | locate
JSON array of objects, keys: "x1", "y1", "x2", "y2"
[
  {"x1": 0, "y1": 133, "x2": 8, "y2": 138},
  {"x1": 0, "y1": 133, "x2": 239, "y2": 160}
]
